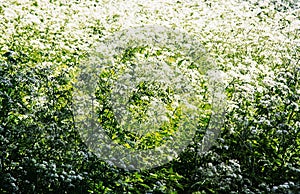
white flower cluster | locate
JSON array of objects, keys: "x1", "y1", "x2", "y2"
[{"x1": 1, "y1": 0, "x2": 298, "y2": 146}]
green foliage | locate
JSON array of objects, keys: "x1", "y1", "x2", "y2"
[
  {"x1": 0, "y1": 0, "x2": 299, "y2": 193},
  {"x1": 95, "y1": 45, "x2": 210, "y2": 151},
  {"x1": 221, "y1": 64, "x2": 300, "y2": 193},
  {"x1": 0, "y1": 54, "x2": 88, "y2": 193}
]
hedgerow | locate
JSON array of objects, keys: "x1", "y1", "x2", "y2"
[{"x1": 0, "y1": 0, "x2": 299, "y2": 193}]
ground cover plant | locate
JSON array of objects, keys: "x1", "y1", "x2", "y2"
[{"x1": 0, "y1": 0, "x2": 299, "y2": 193}]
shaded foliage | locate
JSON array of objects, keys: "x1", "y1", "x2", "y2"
[{"x1": 0, "y1": 0, "x2": 299, "y2": 193}]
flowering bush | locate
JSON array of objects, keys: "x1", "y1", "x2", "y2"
[{"x1": 0, "y1": 0, "x2": 299, "y2": 193}]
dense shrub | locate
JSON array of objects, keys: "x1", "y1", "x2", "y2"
[{"x1": 0, "y1": 0, "x2": 299, "y2": 193}]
